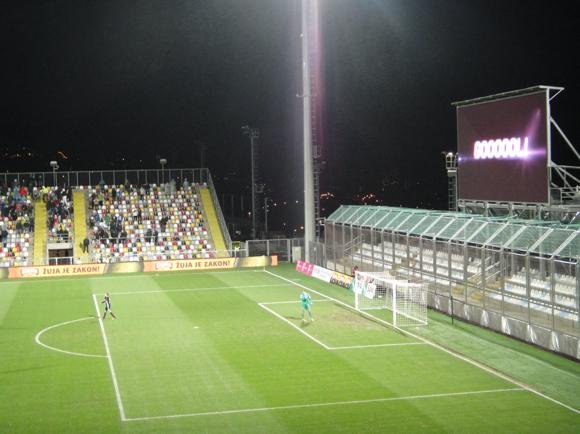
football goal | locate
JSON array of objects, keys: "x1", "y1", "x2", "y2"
[{"x1": 353, "y1": 271, "x2": 428, "y2": 327}]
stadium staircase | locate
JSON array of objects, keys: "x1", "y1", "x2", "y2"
[
  {"x1": 198, "y1": 186, "x2": 228, "y2": 257},
  {"x1": 73, "y1": 190, "x2": 89, "y2": 261},
  {"x1": 33, "y1": 201, "x2": 47, "y2": 265}
]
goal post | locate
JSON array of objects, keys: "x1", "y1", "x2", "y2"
[{"x1": 353, "y1": 271, "x2": 428, "y2": 327}]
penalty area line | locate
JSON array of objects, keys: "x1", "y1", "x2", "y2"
[
  {"x1": 123, "y1": 388, "x2": 523, "y2": 422},
  {"x1": 258, "y1": 303, "x2": 331, "y2": 350},
  {"x1": 329, "y1": 342, "x2": 425, "y2": 350},
  {"x1": 260, "y1": 299, "x2": 330, "y2": 305},
  {"x1": 258, "y1": 302, "x2": 417, "y2": 351}
]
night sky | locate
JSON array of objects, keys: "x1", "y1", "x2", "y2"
[{"x1": 1, "y1": 1, "x2": 578, "y2": 226}]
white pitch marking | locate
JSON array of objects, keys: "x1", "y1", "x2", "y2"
[
  {"x1": 260, "y1": 300, "x2": 418, "y2": 350},
  {"x1": 329, "y1": 342, "x2": 425, "y2": 350},
  {"x1": 258, "y1": 303, "x2": 331, "y2": 350},
  {"x1": 123, "y1": 387, "x2": 523, "y2": 422},
  {"x1": 92, "y1": 294, "x2": 127, "y2": 421},
  {"x1": 102, "y1": 283, "x2": 293, "y2": 296},
  {"x1": 35, "y1": 317, "x2": 107, "y2": 358},
  {"x1": 260, "y1": 299, "x2": 329, "y2": 305},
  {"x1": 264, "y1": 270, "x2": 580, "y2": 415}
]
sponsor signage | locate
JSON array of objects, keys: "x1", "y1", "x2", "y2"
[
  {"x1": 295, "y1": 260, "x2": 314, "y2": 276},
  {"x1": 8, "y1": 264, "x2": 106, "y2": 279},
  {"x1": 295, "y1": 260, "x2": 353, "y2": 289},
  {"x1": 4, "y1": 256, "x2": 274, "y2": 280}
]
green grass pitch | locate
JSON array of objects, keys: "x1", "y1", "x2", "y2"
[{"x1": 1, "y1": 263, "x2": 578, "y2": 433}]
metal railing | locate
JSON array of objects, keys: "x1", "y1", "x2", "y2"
[
  {"x1": 246, "y1": 238, "x2": 304, "y2": 262},
  {"x1": 1, "y1": 168, "x2": 210, "y2": 188}
]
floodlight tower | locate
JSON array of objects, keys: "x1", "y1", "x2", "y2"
[
  {"x1": 301, "y1": 0, "x2": 315, "y2": 261},
  {"x1": 242, "y1": 125, "x2": 260, "y2": 239},
  {"x1": 49, "y1": 160, "x2": 59, "y2": 186},
  {"x1": 444, "y1": 152, "x2": 458, "y2": 211},
  {"x1": 159, "y1": 158, "x2": 167, "y2": 184}
]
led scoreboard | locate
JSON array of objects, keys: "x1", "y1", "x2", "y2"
[{"x1": 456, "y1": 90, "x2": 549, "y2": 203}]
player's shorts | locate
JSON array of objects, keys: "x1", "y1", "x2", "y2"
[{"x1": 301, "y1": 303, "x2": 310, "y2": 310}]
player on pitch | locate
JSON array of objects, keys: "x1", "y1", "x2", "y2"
[
  {"x1": 300, "y1": 290, "x2": 313, "y2": 323},
  {"x1": 101, "y1": 292, "x2": 117, "y2": 319}
]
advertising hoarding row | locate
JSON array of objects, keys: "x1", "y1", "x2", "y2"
[
  {"x1": 295, "y1": 260, "x2": 353, "y2": 289},
  {"x1": 0, "y1": 256, "x2": 275, "y2": 280}
]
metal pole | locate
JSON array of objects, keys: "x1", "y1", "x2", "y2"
[
  {"x1": 451, "y1": 294, "x2": 454, "y2": 325},
  {"x1": 301, "y1": 0, "x2": 315, "y2": 261},
  {"x1": 264, "y1": 196, "x2": 268, "y2": 237},
  {"x1": 250, "y1": 133, "x2": 256, "y2": 239}
]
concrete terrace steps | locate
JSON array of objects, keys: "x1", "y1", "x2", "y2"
[
  {"x1": 73, "y1": 190, "x2": 89, "y2": 261},
  {"x1": 198, "y1": 186, "x2": 228, "y2": 257},
  {"x1": 33, "y1": 201, "x2": 47, "y2": 265}
]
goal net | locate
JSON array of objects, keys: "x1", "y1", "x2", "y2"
[{"x1": 353, "y1": 271, "x2": 428, "y2": 327}]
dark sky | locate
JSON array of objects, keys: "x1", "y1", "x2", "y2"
[{"x1": 1, "y1": 0, "x2": 578, "y2": 214}]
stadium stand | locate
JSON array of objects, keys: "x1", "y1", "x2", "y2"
[
  {"x1": 87, "y1": 183, "x2": 214, "y2": 262},
  {"x1": 352, "y1": 240, "x2": 578, "y2": 321},
  {"x1": 326, "y1": 205, "x2": 579, "y2": 349},
  {"x1": 1, "y1": 184, "x2": 33, "y2": 267}
]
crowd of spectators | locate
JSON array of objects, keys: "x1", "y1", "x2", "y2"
[
  {"x1": 87, "y1": 181, "x2": 211, "y2": 262},
  {"x1": 44, "y1": 186, "x2": 73, "y2": 242},
  {"x1": 1, "y1": 176, "x2": 212, "y2": 267},
  {"x1": 0, "y1": 180, "x2": 34, "y2": 267}
]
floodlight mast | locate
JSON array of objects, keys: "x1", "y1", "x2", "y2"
[
  {"x1": 49, "y1": 160, "x2": 59, "y2": 186},
  {"x1": 242, "y1": 125, "x2": 259, "y2": 239},
  {"x1": 301, "y1": 0, "x2": 315, "y2": 261},
  {"x1": 159, "y1": 158, "x2": 167, "y2": 184}
]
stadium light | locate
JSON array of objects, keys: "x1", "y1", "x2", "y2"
[
  {"x1": 49, "y1": 160, "x2": 59, "y2": 186},
  {"x1": 159, "y1": 158, "x2": 167, "y2": 184}
]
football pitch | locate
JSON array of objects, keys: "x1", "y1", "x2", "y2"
[{"x1": 1, "y1": 264, "x2": 579, "y2": 433}]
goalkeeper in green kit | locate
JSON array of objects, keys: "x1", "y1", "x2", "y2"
[{"x1": 300, "y1": 290, "x2": 314, "y2": 323}]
